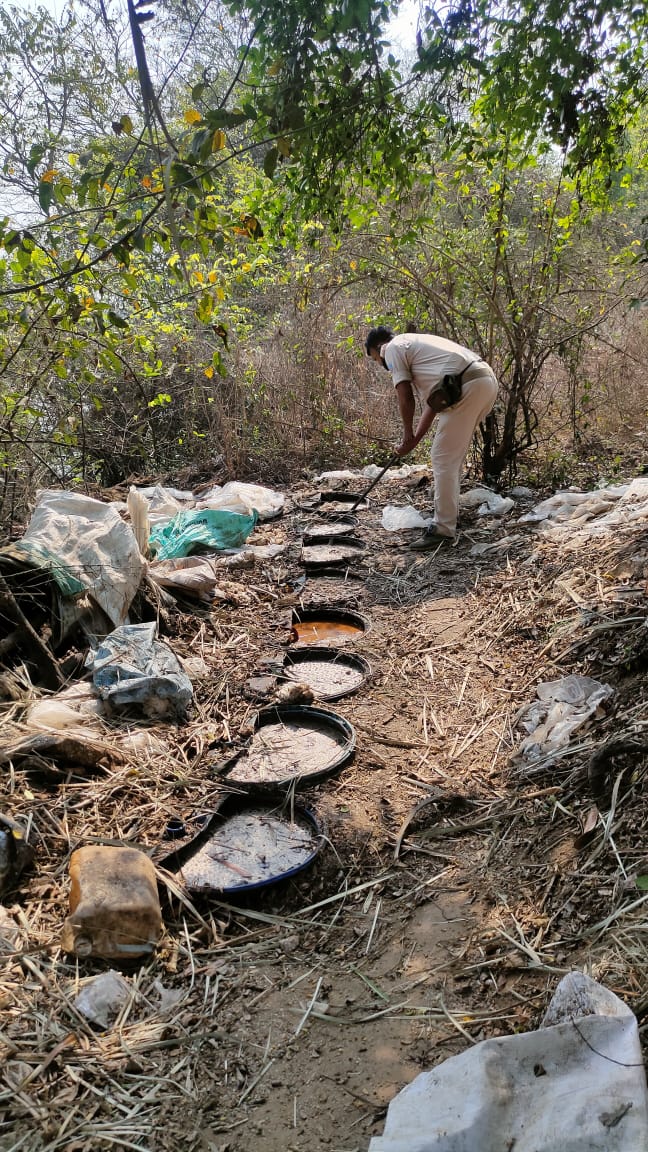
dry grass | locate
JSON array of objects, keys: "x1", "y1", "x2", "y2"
[{"x1": 2, "y1": 472, "x2": 648, "y2": 1149}]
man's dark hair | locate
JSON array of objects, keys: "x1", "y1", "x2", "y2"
[{"x1": 365, "y1": 326, "x2": 394, "y2": 355}]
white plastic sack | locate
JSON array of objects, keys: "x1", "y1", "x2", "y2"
[
  {"x1": 515, "y1": 674, "x2": 613, "y2": 763},
  {"x1": 196, "y1": 481, "x2": 284, "y2": 521},
  {"x1": 132, "y1": 485, "x2": 194, "y2": 529},
  {"x1": 370, "y1": 972, "x2": 648, "y2": 1152},
  {"x1": 381, "y1": 505, "x2": 432, "y2": 531},
  {"x1": 12, "y1": 490, "x2": 145, "y2": 628}
]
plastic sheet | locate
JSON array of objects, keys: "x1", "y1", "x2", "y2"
[
  {"x1": 149, "y1": 507, "x2": 257, "y2": 560},
  {"x1": 381, "y1": 505, "x2": 432, "y2": 531},
  {"x1": 515, "y1": 674, "x2": 613, "y2": 764},
  {"x1": 87, "y1": 622, "x2": 193, "y2": 719},
  {"x1": 370, "y1": 972, "x2": 648, "y2": 1152},
  {"x1": 196, "y1": 481, "x2": 285, "y2": 521},
  {"x1": 74, "y1": 971, "x2": 131, "y2": 1028}
]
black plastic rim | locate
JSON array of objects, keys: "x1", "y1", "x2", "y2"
[
  {"x1": 301, "y1": 535, "x2": 366, "y2": 569},
  {"x1": 223, "y1": 704, "x2": 356, "y2": 791},
  {"x1": 282, "y1": 645, "x2": 371, "y2": 701},
  {"x1": 290, "y1": 604, "x2": 371, "y2": 643},
  {"x1": 161, "y1": 795, "x2": 323, "y2": 895}
]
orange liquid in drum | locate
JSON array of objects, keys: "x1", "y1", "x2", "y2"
[{"x1": 292, "y1": 620, "x2": 363, "y2": 643}]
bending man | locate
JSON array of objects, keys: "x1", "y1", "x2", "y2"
[{"x1": 366, "y1": 326, "x2": 498, "y2": 549}]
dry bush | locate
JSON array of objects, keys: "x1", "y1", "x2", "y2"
[
  {"x1": 516, "y1": 315, "x2": 648, "y2": 489},
  {"x1": 212, "y1": 311, "x2": 397, "y2": 479}
]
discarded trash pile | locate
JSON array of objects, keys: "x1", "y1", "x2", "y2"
[{"x1": 0, "y1": 479, "x2": 392, "y2": 942}]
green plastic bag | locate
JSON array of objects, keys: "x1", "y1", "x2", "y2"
[{"x1": 149, "y1": 508, "x2": 257, "y2": 560}]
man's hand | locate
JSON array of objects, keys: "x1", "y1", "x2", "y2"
[{"x1": 396, "y1": 434, "x2": 418, "y2": 457}]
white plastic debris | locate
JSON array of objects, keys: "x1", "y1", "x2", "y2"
[
  {"x1": 74, "y1": 970, "x2": 132, "y2": 1028},
  {"x1": 314, "y1": 464, "x2": 430, "y2": 482},
  {"x1": 381, "y1": 505, "x2": 433, "y2": 531},
  {"x1": 363, "y1": 463, "x2": 429, "y2": 480},
  {"x1": 25, "y1": 681, "x2": 106, "y2": 731},
  {"x1": 515, "y1": 674, "x2": 613, "y2": 763},
  {"x1": 0, "y1": 907, "x2": 20, "y2": 950},
  {"x1": 477, "y1": 494, "x2": 515, "y2": 517},
  {"x1": 370, "y1": 971, "x2": 648, "y2": 1152},
  {"x1": 151, "y1": 979, "x2": 185, "y2": 1015},
  {"x1": 130, "y1": 485, "x2": 194, "y2": 529},
  {"x1": 518, "y1": 484, "x2": 629, "y2": 535},
  {"x1": 469, "y1": 534, "x2": 524, "y2": 556},
  {"x1": 313, "y1": 469, "x2": 359, "y2": 481},
  {"x1": 459, "y1": 487, "x2": 499, "y2": 508},
  {"x1": 127, "y1": 486, "x2": 151, "y2": 556},
  {"x1": 148, "y1": 556, "x2": 223, "y2": 601},
  {"x1": 87, "y1": 622, "x2": 193, "y2": 719},
  {"x1": 115, "y1": 730, "x2": 169, "y2": 757},
  {"x1": 135, "y1": 485, "x2": 195, "y2": 504},
  {"x1": 458, "y1": 488, "x2": 514, "y2": 516},
  {"x1": 196, "y1": 481, "x2": 285, "y2": 521},
  {"x1": 26, "y1": 699, "x2": 95, "y2": 731}
]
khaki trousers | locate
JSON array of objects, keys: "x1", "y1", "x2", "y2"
[{"x1": 431, "y1": 364, "x2": 499, "y2": 535}]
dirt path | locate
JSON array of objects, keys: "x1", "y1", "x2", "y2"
[{"x1": 2, "y1": 473, "x2": 647, "y2": 1152}]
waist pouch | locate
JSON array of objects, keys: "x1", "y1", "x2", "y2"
[{"x1": 438, "y1": 359, "x2": 484, "y2": 408}]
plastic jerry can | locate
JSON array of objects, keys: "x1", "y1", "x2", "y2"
[{"x1": 61, "y1": 845, "x2": 162, "y2": 959}]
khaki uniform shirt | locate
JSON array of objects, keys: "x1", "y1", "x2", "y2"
[{"x1": 382, "y1": 334, "x2": 478, "y2": 405}]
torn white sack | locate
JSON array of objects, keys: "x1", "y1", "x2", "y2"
[
  {"x1": 370, "y1": 971, "x2": 648, "y2": 1152},
  {"x1": 10, "y1": 490, "x2": 145, "y2": 628}
]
